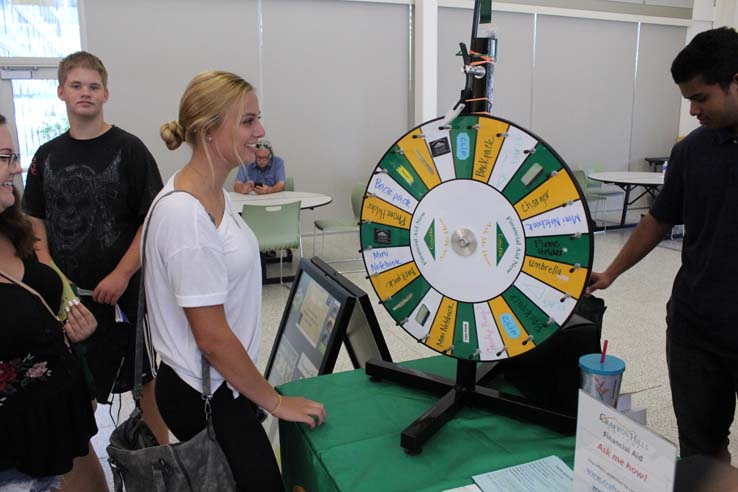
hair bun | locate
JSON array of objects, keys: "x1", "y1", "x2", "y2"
[{"x1": 160, "y1": 120, "x2": 185, "y2": 150}]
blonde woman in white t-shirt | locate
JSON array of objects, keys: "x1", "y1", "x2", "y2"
[{"x1": 147, "y1": 70, "x2": 326, "y2": 492}]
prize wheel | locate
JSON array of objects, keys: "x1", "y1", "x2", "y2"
[{"x1": 360, "y1": 114, "x2": 594, "y2": 362}]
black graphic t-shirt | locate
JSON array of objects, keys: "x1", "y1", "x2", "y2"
[{"x1": 22, "y1": 126, "x2": 163, "y2": 313}]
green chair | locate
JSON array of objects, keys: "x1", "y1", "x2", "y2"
[
  {"x1": 573, "y1": 169, "x2": 608, "y2": 231},
  {"x1": 313, "y1": 183, "x2": 364, "y2": 268},
  {"x1": 241, "y1": 201, "x2": 302, "y2": 284},
  {"x1": 280, "y1": 176, "x2": 295, "y2": 262}
]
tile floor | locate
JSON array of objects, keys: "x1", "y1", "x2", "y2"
[{"x1": 92, "y1": 208, "x2": 738, "y2": 489}]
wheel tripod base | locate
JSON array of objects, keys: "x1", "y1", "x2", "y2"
[{"x1": 366, "y1": 359, "x2": 576, "y2": 454}]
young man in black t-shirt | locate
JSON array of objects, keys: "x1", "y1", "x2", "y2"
[
  {"x1": 22, "y1": 52, "x2": 168, "y2": 453},
  {"x1": 588, "y1": 28, "x2": 738, "y2": 462}
]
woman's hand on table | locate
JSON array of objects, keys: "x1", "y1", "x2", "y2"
[{"x1": 272, "y1": 396, "x2": 326, "y2": 429}]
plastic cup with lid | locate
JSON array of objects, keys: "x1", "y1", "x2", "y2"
[{"x1": 579, "y1": 353, "x2": 626, "y2": 407}]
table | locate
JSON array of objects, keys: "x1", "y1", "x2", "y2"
[
  {"x1": 278, "y1": 357, "x2": 577, "y2": 492},
  {"x1": 228, "y1": 190, "x2": 332, "y2": 211},
  {"x1": 588, "y1": 171, "x2": 664, "y2": 228},
  {"x1": 277, "y1": 356, "x2": 737, "y2": 492}
]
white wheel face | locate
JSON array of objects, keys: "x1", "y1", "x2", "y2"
[
  {"x1": 360, "y1": 115, "x2": 594, "y2": 361},
  {"x1": 409, "y1": 179, "x2": 525, "y2": 304}
]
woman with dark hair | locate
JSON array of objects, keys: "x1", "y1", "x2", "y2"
[{"x1": 0, "y1": 114, "x2": 101, "y2": 491}]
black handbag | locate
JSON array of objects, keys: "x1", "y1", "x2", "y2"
[
  {"x1": 106, "y1": 190, "x2": 238, "y2": 492},
  {"x1": 498, "y1": 296, "x2": 607, "y2": 416}
]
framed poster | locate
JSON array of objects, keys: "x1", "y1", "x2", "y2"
[
  {"x1": 264, "y1": 257, "x2": 395, "y2": 459},
  {"x1": 265, "y1": 258, "x2": 355, "y2": 386},
  {"x1": 310, "y1": 257, "x2": 393, "y2": 368}
]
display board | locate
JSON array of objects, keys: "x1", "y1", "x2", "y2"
[
  {"x1": 360, "y1": 114, "x2": 595, "y2": 363},
  {"x1": 263, "y1": 258, "x2": 354, "y2": 460},
  {"x1": 310, "y1": 257, "x2": 393, "y2": 368},
  {"x1": 264, "y1": 257, "x2": 393, "y2": 460},
  {"x1": 265, "y1": 259, "x2": 354, "y2": 386}
]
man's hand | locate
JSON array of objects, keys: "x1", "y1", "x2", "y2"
[
  {"x1": 92, "y1": 269, "x2": 130, "y2": 305},
  {"x1": 586, "y1": 271, "x2": 613, "y2": 295},
  {"x1": 235, "y1": 181, "x2": 255, "y2": 194},
  {"x1": 255, "y1": 184, "x2": 272, "y2": 195}
]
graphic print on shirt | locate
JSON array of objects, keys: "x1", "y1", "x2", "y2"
[{"x1": 43, "y1": 151, "x2": 122, "y2": 274}]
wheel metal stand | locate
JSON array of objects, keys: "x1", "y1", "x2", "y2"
[
  {"x1": 366, "y1": 358, "x2": 576, "y2": 455},
  {"x1": 363, "y1": 0, "x2": 579, "y2": 455}
]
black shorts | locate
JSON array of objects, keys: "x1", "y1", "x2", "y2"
[{"x1": 79, "y1": 298, "x2": 154, "y2": 404}]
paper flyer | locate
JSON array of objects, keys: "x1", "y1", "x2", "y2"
[
  {"x1": 442, "y1": 485, "x2": 482, "y2": 492},
  {"x1": 473, "y1": 455, "x2": 573, "y2": 492}
]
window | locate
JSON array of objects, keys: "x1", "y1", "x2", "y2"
[{"x1": 0, "y1": 0, "x2": 80, "y2": 57}]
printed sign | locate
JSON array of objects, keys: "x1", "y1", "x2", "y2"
[{"x1": 574, "y1": 391, "x2": 676, "y2": 492}]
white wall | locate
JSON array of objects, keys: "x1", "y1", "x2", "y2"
[
  {"x1": 84, "y1": 0, "x2": 410, "y2": 229},
  {"x1": 82, "y1": 0, "x2": 692, "y2": 225},
  {"x1": 534, "y1": 15, "x2": 639, "y2": 171},
  {"x1": 84, "y1": 0, "x2": 260, "y2": 186},
  {"x1": 260, "y1": 0, "x2": 410, "y2": 212},
  {"x1": 438, "y1": 5, "x2": 685, "y2": 176},
  {"x1": 629, "y1": 22, "x2": 686, "y2": 169}
]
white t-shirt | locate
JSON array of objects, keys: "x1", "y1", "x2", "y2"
[{"x1": 143, "y1": 176, "x2": 262, "y2": 395}]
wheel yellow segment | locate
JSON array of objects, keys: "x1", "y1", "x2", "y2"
[
  {"x1": 397, "y1": 129, "x2": 442, "y2": 190},
  {"x1": 371, "y1": 261, "x2": 421, "y2": 302},
  {"x1": 522, "y1": 256, "x2": 588, "y2": 298},
  {"x1": 514, "y1": 171, "x2": 581, "y2": 220},
  {"x1": 361, "y1": 196, "x2": 413, "y2": 230},
  {"x1": 487, "y1": 297, "x2": 532, "y2": 357},
  {"x1": 425, "y1": 297, "x2": 458, "y2": 352},
  {"x1": 472, "y1": 119, "x2": 509, "y2": 183}
]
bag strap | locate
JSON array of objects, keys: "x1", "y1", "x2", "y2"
[
  {"x1": 0, "y1": 268, "x2": 61, "y2": 323},
  {"x1": 135, "y1": 189, "x2": 214, "y2": 406}
]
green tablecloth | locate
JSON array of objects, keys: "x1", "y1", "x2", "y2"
[{"x1": 278, "y1": 357, "x2": 576, "y2": 492}]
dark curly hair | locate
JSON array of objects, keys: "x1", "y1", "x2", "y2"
[{"x1": 0, "y1": 114, "x2": 36, "y2": 259}]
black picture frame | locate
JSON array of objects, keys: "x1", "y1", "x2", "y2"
[
  {"x1": 310, "y1": 257, "x2": 393, "y2": 368},
  {"x1": 264, "y1": 258, "x2": 356, "y2": 385}
]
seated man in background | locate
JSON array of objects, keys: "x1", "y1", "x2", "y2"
[{"x1": 234, "y1": 139, "x2": 285, "y2": 194}]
